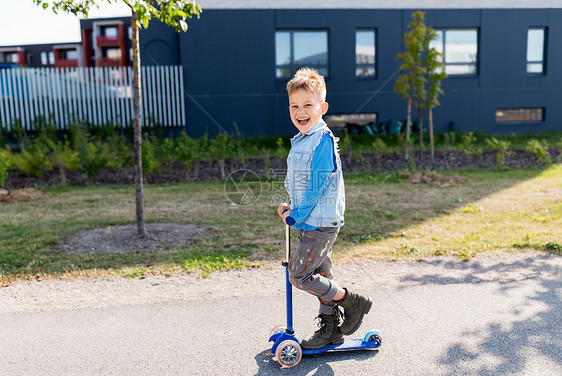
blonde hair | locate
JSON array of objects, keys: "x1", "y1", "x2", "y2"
[{"x1": 286, "y1": 67, "x2": 326, "y2": 102}]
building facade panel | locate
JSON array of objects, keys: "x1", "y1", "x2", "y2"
[{"x1": 479, "y1": 87, "x2": 562, "y2": 133}]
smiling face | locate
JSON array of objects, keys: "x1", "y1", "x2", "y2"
[{"x1": 288, "y1": 88, "x2": 329, "y2": 134}]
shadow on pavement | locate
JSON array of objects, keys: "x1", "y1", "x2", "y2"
[
  {"x1": 401, "y1": 255, "x2": 562, "y2": 375},
  {"x1": 254, "y1": 348, "x2": 379, "y2": 375}
]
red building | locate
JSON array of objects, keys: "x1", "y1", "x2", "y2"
[{"x1": 0, "y1": 17, "x2": 131, "y2": 69}]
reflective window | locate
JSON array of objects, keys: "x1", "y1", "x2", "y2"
[
  {"x1": 48, "y1": 51, "x2": 55, "y2": 65},
  {"x1": 356, "y1": 30, "x2": 376, "y2": 78},
  {"x1": 41, "y1": 52, "x2": 48, "y2": 65},
  {"x1": 275, "y1": 30, "x2": 328, "y2": 78},
  {"x1": 496, "y1": 108, "x2": 544, "y2": 124},
  {"x1": 103, "y1": 47, "x2": 122, "y2": 60},
  {"x1": 430, "y1": 29, "x2": 478, "y2": 75},
  {"x1": 324, "y1": 113, "x2": 377, "y2": 127},
  {"x1": 103, "y1": 26, "x2": 119, "y2": 38},
  {"x1": 527, "y1": 28, "x2": 546, "y2": 75},
  {"x1": 6, "y1": 52, "x2": 18, "y2": 63},
  {"x1": 60, "y1": 49, "x2": 78, "y2": 60}
]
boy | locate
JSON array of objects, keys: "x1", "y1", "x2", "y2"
[{"x1": 277, "y1": 68, "x2": 372, "y2": 349}]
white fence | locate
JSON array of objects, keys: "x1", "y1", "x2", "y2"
[{"x1": 0, "y1": 66, "x2": 185, "y2": 130}]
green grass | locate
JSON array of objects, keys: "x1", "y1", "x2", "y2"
[{"x1": 0, "y1": 165, "x2": 561, "y2": 282}]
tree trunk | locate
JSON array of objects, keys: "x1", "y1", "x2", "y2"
[
  {"x1": 132, "y1": 12, "x2": 146, "y2": 238},
  {"x1": 405, "y1": 97, "x2": 412, "y2": 159},
  {"x1": 429, "y1": 107, "x2": 435, "y2": 159},
  {"x1": 418, "y1": 106, "x2": 424, "y2": 156}
]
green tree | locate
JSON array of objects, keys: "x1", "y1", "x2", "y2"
[
  {"x1": 395, "y1": 11, "x2": 445, "y2": 158},
  {"x1": 423, "y1": 29, "x2": 447, "y2": 159},
  {"x1": 35, "y1": 0, "x2": 201, "y2": 237},
  {"x1": 395, "y1": 11, "x2": 427, "y2": 158}
]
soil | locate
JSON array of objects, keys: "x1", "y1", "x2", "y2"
[
  {"x1": 59, "y1": 223, "x2": 208, "y2": 255},
  {"x1": 0, "y1": 187, "x2": 44, "y2": 202},
  {"x1": 4, "y1": 148, "x2": 561, "y2": 189},
  {"x1": 405, "y1": 171, "x2": 468, "y2": 186}
]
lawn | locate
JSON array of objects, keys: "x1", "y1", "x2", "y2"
[{"x1": 0, "y1": 165, "x2": 560, "y2": 282}]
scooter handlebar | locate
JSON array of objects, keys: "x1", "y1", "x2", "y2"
[{"x1": 282, "y1": 209, "x2": 295, "y2": 226}]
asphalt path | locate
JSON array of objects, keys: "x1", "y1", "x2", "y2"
[{"x1": 1, "y1": 254, "x2": 561, "y2": 375}]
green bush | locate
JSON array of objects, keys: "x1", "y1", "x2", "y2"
[
  {"x1": 174, "y1": 131, "x2": 197, "y2": 170},
  {"x1": 486, "y1": 137, "x2": 512, "y2": 168},
  {"x1": 141, "y1": 136, "x2": 160, "y2": 175},
  {"x1": 52, "y1": 141, "x2": 80, "y2": 184},
  {"x1": 16, "y1": 144, "x2": 54, "y2": 177},
  {"x1": 460, "y1": 132, "x2": 482, "y2": 157},
  {"x1": 525, "y1": 139, "x2": 551, "y2": 166},
  {"x1": 81, "y1": 142, "x2": 109, "y2": 177},
  {"x1": 443, "y1": 132, "x2": 456, "y2": 151},
  {"x1": 0, "y1": 148, "x2": 12, "y2": 187},
  {"x1": 372, "y1": 137, "x2": 387, "y2": 163},
  {"x1": 209, "y1": 131, "x2": 236, "y2": 178}
]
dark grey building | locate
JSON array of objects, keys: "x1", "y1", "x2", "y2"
[{"x1": 139, "y1": 1, "x2": 562, "y2": 136}]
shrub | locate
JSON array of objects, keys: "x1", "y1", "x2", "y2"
[
  {"x1": 443, "y1": 132, "x2": 456, "y2": 151},
  {"x1": 16, "y1": 145, "x2": 53, "y2": 177},
  {"x1": 275, "y1": 137, "x2": 288, "y2": 158},
  {"x1": 51, "y1": 141, "x2": 80, "y2": 184},
  {"x1": 461, "y1": 132, "x2": 482, "y2": 157},
  {"x1": 209, "y1": 131, "x2": 236, "y2": 178},
  {"x1": 372, "y1": 137, "x2": 387, "y2": 164},
  {"x1": 141, "y1": 136, "x2": 160, "y2": 175},
  {"x1": 174, "y1": 131, "x2": 196, "y2": 170},
  {"x1": 81, "y1": 142, "x2": 110, "y2": 177},
  {"x1": 0, "y1": 148, "x2": 12, "y2": 187},
  {"x1": 486, "y1": 137, "x2": 512, "y2": 168},
  {"x1": 525, "y1": 139, "x2": 551, "y2": 166}
]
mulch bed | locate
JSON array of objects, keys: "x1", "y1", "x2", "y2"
[{"x1": 3, "y1": 148, "x2": 561, "y2": 189}]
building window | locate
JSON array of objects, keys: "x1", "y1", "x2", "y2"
[
  {"x1": 48, "y1": 51, "x2": 55, "y2": 65},
  {"x1": 102, "y1": 47, "x2": 122, "y2": 60},
  {"x1": 60, "y1": 49, "x2": 78, "y2": 60},
  {"x1": 496, "y1": 108, "x2": 545, "y2": 124},
  {"x1": 356, "y1": 29, "x2": 376, "y2": 78},
  {"x1": 6, "y1": 52, "x2": 18, "y2": 63},
  {"x1": 431, "y1": 29, "x2": 478, "y2": 75},
  {"x1": 128, "y1": 26, "x2": 132, "y2": 40},
  {"x1": 324, "y1": 113, "x2": 377, "y2": 129},
  {"x1": 102, "y1": 26, "x2": 119, "y2": 38},
  {"x1": 275, "y1": 30, "x2": 328, "y2": 78},
  {"x1": 40, "y1": 52, "x2": 48, "y2": 65},
  {"x1": 527, "y1": 27, "x2": 546, "y2": 75}
]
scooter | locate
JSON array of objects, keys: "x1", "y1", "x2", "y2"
[{"x1": 268, "y1": 222, "x2": 382, "y2": 368}]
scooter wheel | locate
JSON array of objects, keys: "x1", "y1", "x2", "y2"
[
  {"x1": 269, "y1": 325, "x2": 287, "y2": 338},
  {"x1": 368, "y1": 334, "x2": 382, "y2": 346},
  {"x1": 275, "y1": 339, "x2": 302, "y2": 368}
]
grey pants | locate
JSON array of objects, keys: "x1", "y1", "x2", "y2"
[{"x1": 288, "y1": 227, "x2": 341, "y2": 315}]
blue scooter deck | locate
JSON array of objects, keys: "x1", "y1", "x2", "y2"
[{"x1": 302, "y1": 338, "x2": 381, "y2": 355}]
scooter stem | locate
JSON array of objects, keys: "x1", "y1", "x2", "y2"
[{"x1": 285, "y1": 224, "x2": 294, "y2": 334}]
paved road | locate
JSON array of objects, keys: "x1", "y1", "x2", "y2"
[{"x1": 1, "y1": 254, "x2": 561, "y2": 375}]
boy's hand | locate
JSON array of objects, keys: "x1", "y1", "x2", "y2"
[
  {"x1": 277, "y1": 203, "x2": 290, "y2": 218},
  {"x1": 281, "y1": 209, "x2": 292, "y2": 225}
]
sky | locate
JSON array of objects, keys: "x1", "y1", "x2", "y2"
[{"x1": 0, "y1": 0, "x2": 132, "y2": 46}]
